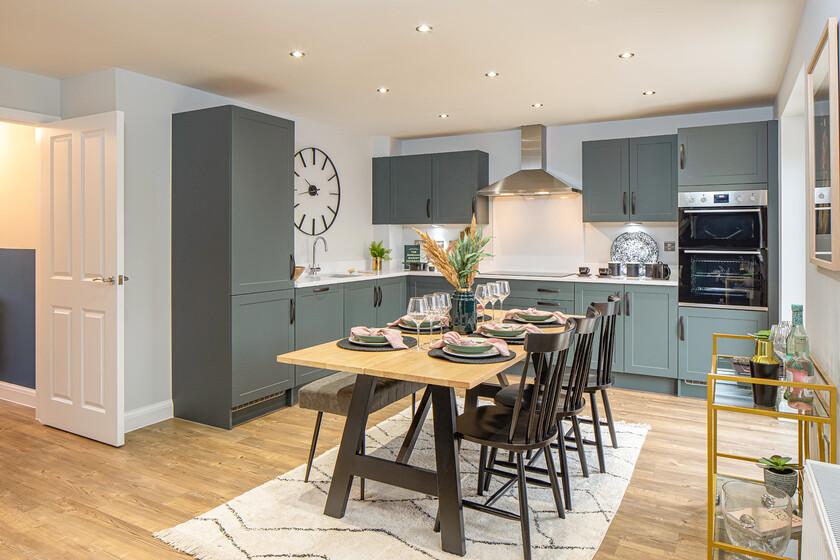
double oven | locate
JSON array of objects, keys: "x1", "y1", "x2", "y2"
[{"x1": 678, "y1": 190, "x2": 768, "y2": 310}]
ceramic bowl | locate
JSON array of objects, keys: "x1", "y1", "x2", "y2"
[{"x1": 446, "y1": 337, "x2": 494, "y2": 354}]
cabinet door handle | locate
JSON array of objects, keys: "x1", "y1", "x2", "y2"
[
  {"x1": 624, "y1": 292, "x2": 631, "y2": 316},
  {"x1": 678, "y1": 316, "x2": 685, "y2": 341},
  {"x1": 373, "y1": 285, "x2": 378, "y2": 307},
  {"x1": 289, "y1": 254, "x2": 296, "y2": 280},
  {"x1": 290, "y1": 298, "x2": 296, "y2": 324},
  {"x1": 679, "y1": 143, "x2": 685, "y2": 169},
  {"x1": 313, "y1": 287, "x2": 329, "y2": 294},
  {"x1": 631, "y1": 191, "x2": 636, "y2": 214},
  {"x1": 426, "y1": 198, "x2": 431, "y2": 219},
  {"x1": 622, "y1": 191, "x2": 628, "y2": 215},
  {"x1": 536, "y1": 301, "x2": 562, "y2": 307},
  {"x1": 537, "y1": 287, "x2": 560, "y2": 294},
  {"x1": 376, "y1": 286, "x2": 382, "y2": 307}
]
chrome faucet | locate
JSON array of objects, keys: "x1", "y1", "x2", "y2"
[{"x1": 309, "y1": 236, "x2": 328, "y2": 276}]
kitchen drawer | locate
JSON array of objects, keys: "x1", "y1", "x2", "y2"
[
  {"x1": 504, "y1": 297, "x2": 574, "y2": 315},
  {"x1": 488, "y1": 279, "x2": 574, "y2": 301}
]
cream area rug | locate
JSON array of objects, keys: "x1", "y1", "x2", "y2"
[{"x1": 156, "y1": 403, "x2": 649, "y2": 559}]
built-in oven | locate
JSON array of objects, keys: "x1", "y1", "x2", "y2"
[{"x1": 678, "y1": 190, "x2": 768, "y2": 310}]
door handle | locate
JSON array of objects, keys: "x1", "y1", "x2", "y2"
[
  {"x1": 537, "y1": 287, "x2": 560, "y2": 294},
  {"x1": 631, "y1": 192, "x2": 636, "y2": 214},
  {"x1": 289, "y1": 254, "x2": 295, "y2": 280},
  {"x1": 624, "y1": 292, "x2": 631, "y2": 316},
  {"x1": 290, "y1": 298, "x2": 296, "y2": 324},
  {"x1": 426, "y1": 198, "x2": 431, "y2": 219},
  {"x1": 622, "y1": 191, "x2": 628, "y2": 215},
  {"x1": 92, "y1": 276, "x2": 116, "y2": 284},
  {"x1": 471, "y1": 197, "x2": 476, "y2": 218},
  {"x1": 374, "y1": 285, "x2": 381, "y2": 307},
  {"x1": 678, "y1": 316, "x2": 685, "y2": 341},
  {"x1": 536, "y1": 301, "x2": 562, "y2": 307},
  {"x1": 679, "y1": 143, "x2": 685, "y2": 169},
  {"x1": 313, "y1": 287, "x2": 329, "y2": 294}
]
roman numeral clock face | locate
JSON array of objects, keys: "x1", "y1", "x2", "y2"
[{"x1": 294, "y1": 147, "x2": 340, "y2": 236}]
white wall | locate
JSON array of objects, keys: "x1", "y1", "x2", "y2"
[
  {"x1": 398, "y1": 106, "x2": 773, "y2": 271},
  {"x1": 0, "y1": 66, "x2": 60, "y2": 118},
  {"x1": 0, "y1": 122, "x2": 38, "y2": 249},
  {"x1": 61, "y1": 68, "x2": 381, "y2": 426},
  {"x1": 776, "y1": 0, "x2": 840, "y2": 402}
]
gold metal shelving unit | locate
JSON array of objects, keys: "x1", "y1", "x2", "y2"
[{"x1": 707, "y1": 333, "x2": 837, "y2": 560}]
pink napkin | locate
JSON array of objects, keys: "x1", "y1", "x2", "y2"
[
  {"x1": 504, "y1": 308, "x2": 567, "y2": 324},
  {"x1": 476, "y1": 322, "x2": 543, "y2": 336},
  {"x1": 430, "y1": 331, "x2": 510, "y2": 357},
  {"x1": 349, "y1": 327, "x2": 407, "y2": 349}
]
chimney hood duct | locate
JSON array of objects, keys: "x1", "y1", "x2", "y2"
[{"x1": 477, "y1": 124, "x2": 581, "y2": 197}]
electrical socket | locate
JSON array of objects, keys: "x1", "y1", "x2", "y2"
[{"x1": 664, "y1": 241, "x2": 676, "y2": 252}]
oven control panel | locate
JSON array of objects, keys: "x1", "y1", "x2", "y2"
[{"x1": 678, "y1": 189, "x2": 768, "y2": 208}]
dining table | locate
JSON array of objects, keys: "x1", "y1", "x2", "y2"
[{"x1": 275, "y1": 311, "x2": 570, "y2": 556}]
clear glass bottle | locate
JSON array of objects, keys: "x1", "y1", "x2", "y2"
[{"x1": 784, "y1": 305, "x2": 815, "y2": 411}]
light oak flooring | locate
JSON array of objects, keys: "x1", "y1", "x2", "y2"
[{"x1": 0, "y1": 388, "x2": 796, "y2": 559}]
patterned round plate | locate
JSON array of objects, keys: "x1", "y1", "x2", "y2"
[{"x1": 610, "y1": 231, "x2": 659, "y2": 263}]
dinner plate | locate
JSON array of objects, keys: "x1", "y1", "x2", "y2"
[
  {"x1": 349, "y1": 336, "x2": 391, "y2": 347},
  {"x1": 512, "y1": 315, "x2": 557, "y2": 324},
  {"x1": 442, "y1": 345, "x2": 501, "y2": 359}
]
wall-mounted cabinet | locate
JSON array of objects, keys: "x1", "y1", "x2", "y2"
[
  {"x1": 582, "y1": 135, "x2": 678, "y2": 222},
  {"x1": 677, "y1": 121, "x2": 768, "y2": 189},
  {"x1": 373, "y1": 150, "x2": 489, "y2": 225}
]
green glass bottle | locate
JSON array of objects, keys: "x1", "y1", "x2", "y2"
[{"x1": 784, "y1": 304, "x2": 815, "y2": 410}]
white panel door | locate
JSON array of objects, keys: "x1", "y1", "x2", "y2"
[{"x1": 36, "y1": 111, "x2": 125, "y2": 447}]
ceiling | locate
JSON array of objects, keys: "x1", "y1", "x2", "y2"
[{"x1": 0, "y1": 0, "x2": 803, "y2": 138}]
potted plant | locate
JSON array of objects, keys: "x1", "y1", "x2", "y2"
[
  {"x1": 757, "y1": 455, "x2": 801, "y2": 497},
  {"x1": 368, "y1": 240, "x2": 391, "y2": 272},
  {"x1": 414, "y1": 217, "x2": 492, "y2": 334}
]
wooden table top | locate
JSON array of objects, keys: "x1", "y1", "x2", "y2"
[{"x1": 276, "y1": 312, "x2": 570, "y2": 390}]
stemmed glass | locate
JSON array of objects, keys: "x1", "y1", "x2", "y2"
[
  {"x1": 486, "y1": 282, "x2": 500, "y2": 321},
  {"x1": 435, "y1": 292, "x2": 451, "y2": 343},
  {"x1": 474, "y1": 284, "x2": 489, "y2": 327},
  {"x1": 406, "y1": 297, "x2": 428, "y2": 352},
  {"x1": 423, "y1": 293, "x2": 441, "y2": 349},
  {"x1": 496, "y1": 280, "x2": 510, "y2": 316}
]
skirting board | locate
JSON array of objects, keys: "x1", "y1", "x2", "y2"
[
  {"x1": 126, "y1": 400, "x2": 173, "y2": 432},
  {"x1": 0, "y1": 380, "x2": 36, "y2": 408}
]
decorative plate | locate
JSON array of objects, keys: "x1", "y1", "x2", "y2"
[{"x1": 610, "y1": 231, "x2": 659, "y2": 263}]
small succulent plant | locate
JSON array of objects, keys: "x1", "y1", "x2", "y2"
[{"x1": 757, "y1": 455, "x2": 800, "y2": 474}]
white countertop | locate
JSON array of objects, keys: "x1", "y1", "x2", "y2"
[{"x1": 294, "y1": 269, "x2": 678, "y2": 288}]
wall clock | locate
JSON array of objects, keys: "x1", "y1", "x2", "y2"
[{"x1": 293, "y1": 147, "x2": 341, "y2": 236}]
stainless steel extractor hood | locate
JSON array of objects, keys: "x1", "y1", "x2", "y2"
[{"x1": 477, "y1": 124, "x2": 581, "y2": 197}]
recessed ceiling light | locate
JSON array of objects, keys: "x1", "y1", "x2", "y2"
[
  {"x1": 618, "y1": 52, "x2": 635, "y2": 59},
  {"x1": 484, "y1": 71, "x2": 500, "y2": 78},
  {"x1": 289, "y1": 50, "x2": 305, "y2": 58},
  {"x1": 438, "y1": 113, "x2": 449, "y2": 119},
  {"x1": 642, "y1": 90, "x2": 656, "y2": 96},
  {"x1": 376, "y1": 87, "x2": 390, "y2": 94},
  {"x1": 531, "y1": 102, "x2": 544, "y2": 108},
  {"x1": 416, "y1": 23, "x2": 433, "y2": 33}
]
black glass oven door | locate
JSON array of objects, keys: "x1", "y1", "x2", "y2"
[
  {"x1": 679, "y1": 249, "x2": 767, "y2": 308},
  {"x1": 679, "y1": 208, "x2": 765, "y2": 249}
]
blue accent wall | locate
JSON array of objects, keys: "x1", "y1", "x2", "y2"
[{"x1": 0, "y1": 249, "x2": 35, "y2": 389}]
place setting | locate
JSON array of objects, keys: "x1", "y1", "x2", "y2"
[
  {"x1": 336, "y1": 326, "x2": 418, "y2": 352},
  {"x1": 503, "y1": 307, "x2": 569, "y2": 326},
  {"x1": 474, "y1": 321, "x2": 543, "y2": 345},
  {"x1": 427, "y1": 330, "x2": 516, "y2": 364}
]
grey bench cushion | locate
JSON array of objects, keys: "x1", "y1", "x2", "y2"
[{"x1": 298, "y1": 372, "x2": 424, "y2": 417}]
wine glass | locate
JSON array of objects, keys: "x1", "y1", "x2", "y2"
[
  {"x1": 435, "y1": 292, "x2": 451, "y2": 342},
  {"x1": 406, "y1": 297, "x2": 428, "y2": 352},
  {"x1": 424, "y1": 293, "x2": 441, "y2": 348},
  {"x1": 496, "y1": 280, "x2": 510, "y2": 316},
  {"x1": 486, "y1": 282, "x2": 500, "y2": 321},
  {"x1": 474, "y1": 284, "x2": 489, "y2": 327}
]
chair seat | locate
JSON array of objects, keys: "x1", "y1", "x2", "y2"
[
  {"x1": 456, "y1": 404, "x2": 557, "y2": 451},
  {"x1": 298, "y1": 372, "x2": 423, "y2": 417},
  {"x1": 494, "y1": 383, "x2": 585, "y2": 417}
]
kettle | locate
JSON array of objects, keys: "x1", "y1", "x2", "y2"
[{"x1": 644, "y1": 262, "x2": 671, "y2": 280}]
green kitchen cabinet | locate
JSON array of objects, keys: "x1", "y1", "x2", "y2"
[
  {"x1": 372, "y1": 150, "x2": 489, "y2": 225},
  {"x1": 407, "y1": 276, "x2": 452, "y2": 300},
  {"x1": 231, "y1": 291, "x2": 295, "y2": 407},
  {"x1": 432, "y1": 151, "x2": 489, "y2": 224},
  {"x1": 677, "y1": 121, "x2": 768, "y2": 188},
  {"x1": 623, "y1": 285, "x2": 678, "y2": 378},
  {"x1": 678, "y1": 306, "x2": 768, "y2": 382},
  {"x1": 343, "y1": 280, "x2": 377, "y2": 330},
  {"x1": 583, "y1": 135, "x2": 677, "y2": 222},
  {"x1": 574, "y1": 283, "x2": 625, "y2": 372},
  {"x1": 582, "y1": 138, "x2": 630, "y2": 222},
  {"x1": 376, "y1": 277, "x2": 407, "y2": 325},
  {"x1": 389, "y1": 154, "x2": 433, "y2": 224},
  {"x1": 294, "y1": 285, "x2": 345, "y2": 386},
  {"x1": 629, "y1": 135, "x2": 678, "y2": 221},
  {"x1": 505, "y1": 297, "x2": 574, "y2": 315}
]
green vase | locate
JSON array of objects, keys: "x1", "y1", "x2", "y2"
[{"x1": 451, "y1": 289, "x2": 477, "y2": 334}]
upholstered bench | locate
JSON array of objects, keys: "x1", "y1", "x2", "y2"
[{"x1": 299, "y1": 372, "x2": 424, "y2": 498}]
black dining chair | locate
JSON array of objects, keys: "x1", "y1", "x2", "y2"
[
  {"x1": 574, "y1": 296, "x2": 621, "y2": 474},
  {"x1": 482, "y1": 309, "x2": 601, "y2": 511},
  {"x1": 453, "y1": 327, "x2": 577, "y2": 560}
]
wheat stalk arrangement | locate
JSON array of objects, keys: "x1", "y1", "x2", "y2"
[{"x1": 413, "y1": 216, "x2": 492, "y2": 291}]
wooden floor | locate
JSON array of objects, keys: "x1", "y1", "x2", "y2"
[{"x1": 0, "y1": 388, "x2": 796, "y2": 559}]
